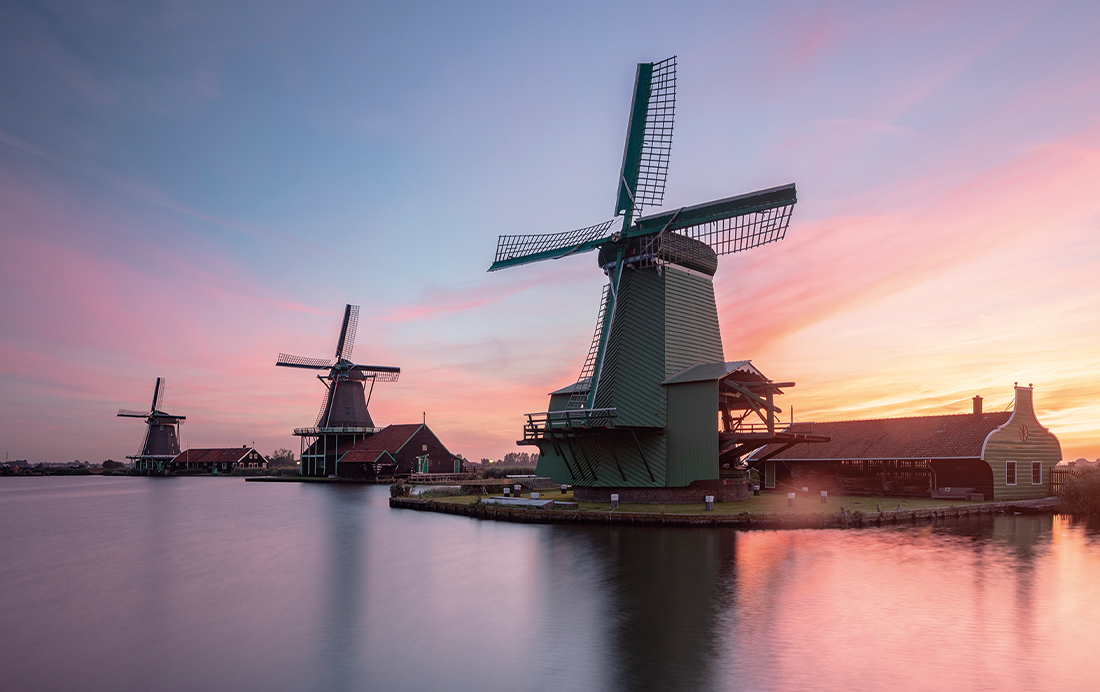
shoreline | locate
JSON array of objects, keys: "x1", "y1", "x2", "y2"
[{"x1": 389, "y1": 496, "x2": 1062, "y2": 529}]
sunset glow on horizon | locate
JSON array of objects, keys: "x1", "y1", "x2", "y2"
[{"x1": 2, "y1": 1, "x2": 1099, "y2": 464}]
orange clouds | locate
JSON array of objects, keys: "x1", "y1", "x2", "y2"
[{"x1": 724, "y1": 130, "x2": 1100, "y2": 459}]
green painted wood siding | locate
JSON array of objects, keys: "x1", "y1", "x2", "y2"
[
  {"x1": 665, "y1": 380, "x2": 720, "y2": 486},
  {"x1": 585, "y1": 433, "x2": 667, "y2": 487},
  {"x1": 664, "y1": 268, "x2": 724, "y2": 377},
  {"x1": 593, "y1": 269, "x2": 667, "y2": 428},
  {"x1": 533, "y1": 433, "x2": 667, "y2": 488},
  {"x1": 982, "y1": 387, "x2": 1062, "y2": 500},
  {"x1": 534, "y1": 442, "x2": 574, "y2": 484}
]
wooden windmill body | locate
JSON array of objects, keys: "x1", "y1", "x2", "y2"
[
  {"x1": 276, "y1": 304, "x2": 400, "y2": 476},
  {"x1": 489, "y1": 59, "x2": 827, "y2": 501},
  {"x1": 117, "y1": 377, "x2": 185, "y2": 474}
]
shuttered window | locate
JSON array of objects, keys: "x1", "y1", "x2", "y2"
[{"x1": 1006, "y1": 461, "x2": 1017, "y2": 486}]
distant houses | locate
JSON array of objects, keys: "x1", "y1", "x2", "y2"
[{"x1": 167, "y1": 447, "x2": 267, "y2": 474}]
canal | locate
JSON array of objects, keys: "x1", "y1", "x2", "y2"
[{"x1": 2, "y1": 476, "x2": 1097, "y2": 691}]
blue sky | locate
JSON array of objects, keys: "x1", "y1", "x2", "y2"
[{"x1": 2, "y1": 0, "x2": 1100, "y2": 462}]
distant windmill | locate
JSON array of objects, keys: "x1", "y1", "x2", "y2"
[
  {"x1": 117, "y1": 377, "x2": 185, "y2": 473},
  {"x1": 276, "y1": 304, "x2": 400, "y2": 476},
  {"x1": 489, "y1": 58, "x2": 824, "y2": 499}
]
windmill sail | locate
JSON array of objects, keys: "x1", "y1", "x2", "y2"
[
  {"x1": 566, "y1": 284, "x2": 612, "y2": 409},
  {"x1": 335, "y1": 304, "x2": 358, "y2": 360},
  {"x1": 350, "y1": 364, "x2": 401, "y2": 381},
  {"x1": 489, "y1": 218, "x2": 619, "y2": 272},
  {"x1": 276, "y1": 353, "x2": 336, "y2": 369},
  {"x1": 617, "y1": 56, "x2": 676, "y2": 220},
  {"x1": 635, "y1": 184, "x2": 796, "y2": 265}
]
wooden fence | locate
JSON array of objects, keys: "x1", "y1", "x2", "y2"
[{"x1": 1050, "y1": 467, "x2": 1079, "y2": 496}]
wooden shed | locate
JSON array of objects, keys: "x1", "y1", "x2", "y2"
[{"x1": 747, "y1": 385, "x2": 1062, "y2": 500}]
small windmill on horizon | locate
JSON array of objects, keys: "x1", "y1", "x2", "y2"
[
  {"x1": 117, "y1": 377, "x2": 184, "y2": 473},
  {"x1": 488, "y1": 57, "x2": 827, "y2": 499},
  {"x1": 276, "y1": 304, "x2": 400, "y2": 476}
]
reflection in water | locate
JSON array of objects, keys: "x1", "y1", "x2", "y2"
[
  {"x1": 2, "y1": 479, "x2": 1100, "y2": 692},
  {"x1": 316, "y1": 486, "x2": 368, "y2": 692},
  {"x1": 596, "y1": 528, "x2": 732, "y2": 692}
]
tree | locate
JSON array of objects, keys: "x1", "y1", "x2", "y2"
[
  {"x1": 502, "y1": 452, "x2": 540, "y2": 466},
  {"x1": 103, "y1": 460, "x2": 123, "y2": 470},
  {"x1": 267, "y1": 448, "x2": 297, "y2": 467}
]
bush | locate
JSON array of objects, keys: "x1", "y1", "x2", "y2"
[
  {"x1": 1060, "y1": 468, "x2": 1100, "y2": 515},
  {"x1": 481, "y1": 465, "x2": 536, "y2": 479},
  {"x1": 839, "y1": 508, "x2": 865, "y2": 527},
  {"x1": 230, "y1": 468, "x2": 279, "y2": 477},
  {"x1": 414, "y1": 486, "x2": 463, "y2": 498},
  {"x1": 390, "y1": 483, "x2": 411, "y2": 498}
]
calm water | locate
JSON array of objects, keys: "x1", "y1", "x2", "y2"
[{"x1": 2, "y1": 477, "x2": 1099, "y2": 692}]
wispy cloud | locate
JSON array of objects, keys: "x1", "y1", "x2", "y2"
[
  {"x1": 0, "y1": 128, "x2": 300, "y2": 247},
  {"x1": 379, "y1": 266, "x2": 583, "y2": 323},
  {"x1": 721, "y1": 125, "x2": 1100, "y2": 351}
]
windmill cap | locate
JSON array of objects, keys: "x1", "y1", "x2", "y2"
[{"x1": 598, "y1": 232, "x2": 718, "y2": 276}]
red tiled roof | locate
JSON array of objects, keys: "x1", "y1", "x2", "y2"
[
  {"x1": 342, "y1": 449, "x2": 393, "y2": 465},
  {"x1": 170, "y1": 448, "x2": 259, "y2": 464},
  {"x1": 749, "y1": 412, "x2": 1012, "y2": 461},
  {"x1": 339, "y1": 424, "x2": 424, "y2": 463}
]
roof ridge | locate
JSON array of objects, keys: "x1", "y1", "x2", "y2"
[{"x1": 805, "y1": 411, "x2": 1011, "y2": 425}]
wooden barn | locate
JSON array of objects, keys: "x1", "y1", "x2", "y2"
[
  {"x1": 335, "y1": 424, "x2": 463, "y2": 479},
  {"x1": 747, "y1": 385, "x2": 1062, "y2": 501},
  {"x1": 168, "y1": 447, "x2": 267, "y2": 474}
]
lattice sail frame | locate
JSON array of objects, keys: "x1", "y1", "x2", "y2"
[
  {"x1": 315, "y1": 387, "x2": 332, "y2": 426},
  {"x1": 566, "y1": 284, "x2": 611, "y2": 409},
  {"x1": 632, "y1": 56, "x2": 676, "y2": 219},
  {"x1": 277, "y1": 353, "x2": 336, "y2": 369},
  {"x1": 350, "y1": 367, "x2": 400, "y2": 382},
  {"x1": 492, "y1": 218, "x2": 618, "y2": 267},
  {"x1": 339, "y1": 305, "x2": 359, "y2": 361},
  {"x1": 638, "y1": 202, "x2": 794, "y2": 267}
]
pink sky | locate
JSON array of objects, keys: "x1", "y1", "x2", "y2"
[{"x1": 1, "y1": 0, "x2": 1098, "y2": 463}]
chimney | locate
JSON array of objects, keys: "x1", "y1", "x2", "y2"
[{"x1": 972, "y1": 395, "x2": 983, "y2": 416}]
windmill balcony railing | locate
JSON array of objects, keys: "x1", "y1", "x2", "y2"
[
  {"x1": 523, "y1": 408, "x2": 618, "y2": 440},
  {"x1": 293, "y1": 426, "x2": 382, "y2": 436},
  {"x1": 728, "y1": 423, "x2": 778, "y2": 434},
  {"x1": 723, "y1": 423, "x2": 813, "y2": 436}
]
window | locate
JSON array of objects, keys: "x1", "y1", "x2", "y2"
[
  {"x1": 1032, "y1": 461, "x2": 1042, "y2": 485},
  {"x1": 422, "y1": 444, "x2": 428, "y2": 451},
  {"x1": 1006, "y1": 461, "x2": 1017, "y2": 486}
]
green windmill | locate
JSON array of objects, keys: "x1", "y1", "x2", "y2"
[{"x1": 489, "y1": 57, "x2": 827, "y2": 501}]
